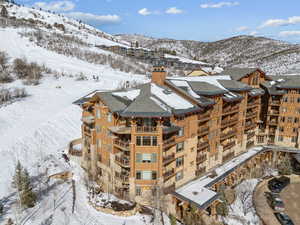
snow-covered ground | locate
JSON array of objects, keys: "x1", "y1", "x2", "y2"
[
  {"x1": 0, "y1": 5, "x2": 152, "y2": 223},
  {"x1": 223, "y1": 179, "x2": 260, "y2": 225}
]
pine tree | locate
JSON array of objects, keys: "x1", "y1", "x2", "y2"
[
  {"x1": 20, "y1": 169, "x2": 36, "y2": 208},
  {"x1": 12, "y1": 161, "x2": 23, "y2": 191},
  {"x1": 6, "y1": 218, "x2": 14, "y2": 225},
  {"x1": 0, "y1": 5, "x2": 8, "y2": 18},
  {"x1": 0, "y1": 201, "x2": 3, "y2": 215},
  {"x1": 278, "y1": 155, "x2": 293, "y2": 175}
]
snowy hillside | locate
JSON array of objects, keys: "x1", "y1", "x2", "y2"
[
  {"x1": 117, "y1": 34, "x2": 300, "y2": 75},
  {"x1": 0, "y1": 2, "x2": 166, "y2": 225}
]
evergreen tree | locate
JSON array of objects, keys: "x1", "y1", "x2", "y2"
[
  {"x1": 20, "y1": 169, "x2": 36, "y2": 208},
  {"x1": 6, "y1": 218, "x2": 14, "y2": 225},
  {"x1": 278, "y1": 155, "x2": 293, "y2": 175},
  {"x1": 12, "y1": 161, "x2": 23, "y2": 191},
  {"x1": 0, "y1": 201, "x2": 3, "y2": 215},
  {"x1": 0, "y1": 5, "x2": 8, "y2": 18}
]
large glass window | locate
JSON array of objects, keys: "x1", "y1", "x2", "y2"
[
  {"x1": 136, "y1": 153, "x2": 157, "y2": 163},
  {"x1": 136, "y1": 136, "x2": 158, "y2": 146},
  {"x1": 175, "y1": 171, "x2": 183, "y2": 181},
  {"x1": 176, "y1": 156, "x2": 184, "y2": 167},
  {"x1": 176, "y1": 142, "x2": 184, "y2": 152},
  {"x1": 96, "y1": 109, "x2": 101, "y2": 118},
  {"x1": 136, "y1": 171, "x2": 157, "y2": 180}
]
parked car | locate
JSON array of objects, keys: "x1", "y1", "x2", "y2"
[
  {"x1": 268, "y1": 176, "x2": 290, "y2": 193},
  {"x1": 274, "y1": 212, "x2": 294, "y2": 225},
  {"x1": 265, "y1": 192, "x2": 285, "y2": 211}
]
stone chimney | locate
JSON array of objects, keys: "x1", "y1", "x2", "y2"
[{"x1": 151, "y1": 65, "x2": 166, "y2": 85}]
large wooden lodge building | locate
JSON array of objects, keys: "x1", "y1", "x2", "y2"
[{"x1": 73, "y1": 66, "x2": 300, "y2": 221}]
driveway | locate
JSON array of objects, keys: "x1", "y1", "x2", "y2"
[
  {"x1": 254, "y1": 180, "x2": 280, "y2": 225},
  {"x1": 281, "y1": 183, "x2": 300, "y2": 224},
  {"x1": 254, "y1": 176, "x2": 300, "y2": 225}
]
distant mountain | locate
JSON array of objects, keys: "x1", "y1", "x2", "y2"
[{"x1": 116, "y1": 34, "x2": 300, "y2": 75}]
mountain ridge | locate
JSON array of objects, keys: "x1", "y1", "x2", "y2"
[{"x1": 116, "y1": 34, "x2": 300, "y2": 75}]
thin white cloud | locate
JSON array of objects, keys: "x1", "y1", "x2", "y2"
[
  {"x1": 235, "y1": 26, "x2": 249, "y2": 32},
  {"x1": 279, "y1": 31, "x2": 300, "y2": 37},
  {"x1": 200, "y1": 1, "x2": 239, "y2": 9},
  {"x1": 249, "y1": 31, "x2": 258, "y2": 36},
  {"x1": 138, "y1": 8, "x2": 151, "y2": 16},
  {"x1": 259, "y1": 16, "x2": 300, "y2": 29},
  {"x1": 34, "y1": 1, "x2": 75, "y2": 12},
  {"x1": 65, "y1": 12, "x2": 121, "y2": 25},
  {"x1": 165, "y1": 7, "x2": 183, "y2": 14}
]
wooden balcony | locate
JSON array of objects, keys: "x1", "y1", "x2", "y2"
[
  {"x1": 163, "y1": 153, "x2": 175, "y2": 165},
  {"x1": 197, "y1": 141, "x2": 209, "y2": 151},
  {"x1": 223, "y1": 152, "x2": 235, "y2": 162},
  {"x1": 221, "y1": 117, "x2": 238, "y2": 127},
  {"x1": 163, "y1": 169, "x2": 175, "y2": 181},
  {"x1": 222, "y1": 141, "x2": 236, "y2": 151},
  {"x1": 245, "y1": 122, "x2": 256, "y2": 131},
  {"x1": 269, "y1": 129, "x2": 276, "y2": 135},
  {"x1": 220, "y1": 130, "x2": 236, "y2": 140},
  {"x1": 247, "y1": 101, "x2": 259, "y2": 108},
  {"x1": 247, "y1": 131, "x2": 255, "y2": 140},
  {"x1": 108, "y1": 126, "x2": 131, "y2": 134},
  {"x1": 269, "y1": 99, "x2": 281, "y2": 105},
  {"x1": 82, "y1": 116, "x2": 95, "y2": 124},
  {"x1": 164, "y1": 183, "x2": 175, "y2": 194},
  {"x1": 114, "y1": 139, "x2": 130, "y2": 151},
  {"x1": 115, "y1": 155, "x2": 130, "y2": 168},
  {"x1": 195, "y1": 167, "x2": 206, "y2": 177},
  {"x1": 198, "y1": 113, "x2": 210, "y2": 122},
  {"x1": 246, "y1": 140, "x2": 255, "y2": 148},
  {"x1": 268, "y1": 110, "x2": 280, "y2": 116},
  {"x1": 198, "y1": 127, "x2": 209, "y2": 136},
  {"x1": 268, "y1": 120, "x2": 278, "y2": 126},
  {"x1": 196, "y1": 155, "x2": 207, "y2": 164},
  {"x1": 83, "y1": 126, "x2": 92, "y2": 136},
  {"x1": 136, "y1": 126, "x2": 158, "y2": 133},
  {"x1": 246, "y1": 111, "x2": 257, "y2": 119},
  {"x1": 222, "y1": 105, "x2": 239, "y2": 115},
  {"x1": 163, "y1": 137, "x2": 176, "y2": 150},
  {"x1": 115, "y1": 172, "x2": 129, "y2": 184}
]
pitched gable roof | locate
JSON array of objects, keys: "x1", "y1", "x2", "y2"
[{"x1": 222, "y1": 68, "x2": 259, "y2": 81}]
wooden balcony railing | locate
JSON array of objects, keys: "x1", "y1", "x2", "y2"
[
  {"x1": 223, "y1": 152, "x2": 235, "y2": 162},
  {"x1": 195, "y1": 167, "x2": 206, "y2": 177},
  {"x1": 163, "y1": 169, "x2": 175, "y2": 181},
  {"x1": 247, "y1": 132, "x2": 255, "y2": 140},
  {"x1": 164, "y1": 183, "x2": 175, "y2": 194},
  {"x1": 115, "y1": 155, "x2": 130, "y2": 167},
  {"x1": 246, "y1": 111, "x2": 257, "y2": 119},
  {"x1": 82, "y1": 116, "x2": 95, "y2": 124},
  {"x1": 246, "y1": 140, "x2": 255, "y2": 148},
  {"x1": 163, "y1": 137, "x2": 176, "y2": 150},
  {"x1": 220, "y1": 130, "x2": 236, "y2": 140},
  {"x1": 114, "y1": 139, "x2": 130, "y2": 151},
  {"x1": 136, "y1": 126, "x2": 158, "y2": 133},
  {"x1": 196, "y1": 155, "x2": 207, "y2": 164},
  {"x1": 198, "y1": 127, "x2": 209, "y2": 136},
  {"x1": 197, "y1": 141, "x2": 209, "y2": 150},
  {"x1": 269, "y1": 129, "x2": 276, "y2": 135},
  {"x1": 198, "y1": 113, "x2": 210, "y2": 122},
  {"x1": 223, "y1": 105, "x2": 239, "y2": 114},
  {"x1": 222, "y1": 141, "x2": 236, "y2": 151},
  {"x1": 245, "y1": 122, "x2": 256, "y2": 130},
  {"x1": 163, "y1": 153, "x2": 175, "y2": 165},
  {"x1": 268, "y1": 110, "x2": 280, "y2": 115},
  {"x1": 269, "y1": 100, "x2": 281, "y2": 105},
  {"x1": 221, "y1": 117, "x2": 238, "y2": 127}
]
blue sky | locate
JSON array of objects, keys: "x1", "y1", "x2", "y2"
[{"x1": 19, "y1": 0, "x2": 300, "y2": 42}]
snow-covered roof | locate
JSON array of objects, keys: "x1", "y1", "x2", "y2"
[{"x1": 175, "y1": 147, "x2": 263, "y2": 209}]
